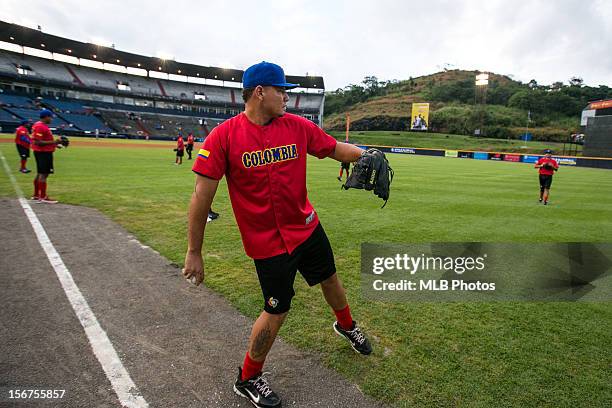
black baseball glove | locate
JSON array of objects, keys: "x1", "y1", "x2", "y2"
[
  {"x1": 57, "y1": 136, "x2": 70, "y2": 148},
  {"x1": 342, "y1": 148, "x2": 394, "y2": 207}
]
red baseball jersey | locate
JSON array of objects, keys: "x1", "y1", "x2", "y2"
[
  {"x1": 187, "y1": 134, "x2": 194, "y2": 145},
  {"x1": 536, "y1": 157, "x2": 558, "y2": 175},
  {"x1": 15, "y1": 126, "x2": 31, "y2": 148},
  {"x1": 31, "y1": 121, "x2": 55, "y2": 153},
  {"x1": 177, "y1": 136, "x2": 184, "y2": 150},
  {"x1": 192, "y1": 112, "x2": 337, "y2": 259}
]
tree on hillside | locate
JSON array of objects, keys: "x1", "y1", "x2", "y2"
[
  {"x1": 508, "y1": 89, "x2": 545, "y2": 112},
  {"x1": 362, "y1": 76, "x2": 381, "y2": 96},
  {"x1": 569, "y1": 77, "x2": 584, "y2": 87},
  {"x1": 550, "y1": 81, "x2": 564, "y2": 91}
]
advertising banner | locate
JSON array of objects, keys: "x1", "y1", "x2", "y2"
[
  {"x1": 410, "y1": 103, "x2": 430, "y2": 131},
  {"x1": 522, "y1": 155, "x2": 540, "y2": 164},
  {"x1": 445, "y1": 150, "x2": 458, "y2": 158},
  {"x1": 473, "y1": 152, "x2": 489, "y2": 160},
  {"x1": 503, "y1": 154, "x2": 521, "y2": 162},
  {"x1": 554, "y1": 156, "x2": 577, "y2": 166}
]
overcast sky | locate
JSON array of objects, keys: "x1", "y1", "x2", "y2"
[{"x1": 2, "y1": 0, "x2": 611, "y2": 90}]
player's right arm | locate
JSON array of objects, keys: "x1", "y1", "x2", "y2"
[{"x1": 183, "y1": 174, "x2": 219, "y2": 286}]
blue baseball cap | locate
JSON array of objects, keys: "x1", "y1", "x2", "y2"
[
  {"x1": 544, "y1": 149, "x2": 553, "y2": 154},
  {"x1": 40, "y1": 109, "x2": 53, "y2": 118},
  {"x1": 20, "y1": 119, "x2": 30, "y2": 125},
  {"x1": 243, "y1": 61, "x2": 299, "y2": 89}
]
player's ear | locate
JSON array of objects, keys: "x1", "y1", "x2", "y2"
[{"x1": 255, "y1": 85, "x2": 265, "y2": 101}]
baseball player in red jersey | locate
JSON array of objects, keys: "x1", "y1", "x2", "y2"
[
  {"x1": 15, "y1": 119, "x2": 32, "y2": 173},
  {"x1": 175, "y1": 134, "x2": 185, "y2": 165},
  {"x1": 186, "y1": 132, "x2": 195, "y2": 160},
  {"x1": 183, "y1": 62, "x2": 371, "y2": 408},
  {"x1": 31, "y1": 110, "x2": 63, "y2": 203},
  {"x1": 535, "y1": 149, "x2": 559, "y2": 205}
]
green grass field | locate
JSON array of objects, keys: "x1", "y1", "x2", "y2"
[
  {"x1": 327, "y1": 130, "x2": 580, "y2": 155},
  {"x1": 1, "y1": 135, "x2": 610, "y2": 407}
]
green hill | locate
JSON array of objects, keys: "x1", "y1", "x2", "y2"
[{"x1": 323, "y1": 70, "x2": 611, "y2": 141}]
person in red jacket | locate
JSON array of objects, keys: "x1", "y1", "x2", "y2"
[
  {"x1": 15, "y1": 119, "x2": 32, "y2": 173},
  {"x1": 175, "y1": 134, "x2": 184, "y2": 165},
  {"x1": 183, "y1": 62, "x2": 372, "y2": 408},
  {"x1": 186, "y1": 132, "x2": 195, "y2": 160},
  {"x1": 31, "y1": 110, "x2": 63, "y2": 203},
  {"x1": 535, "y1": 149, "x2": 559, "y2": 205}
]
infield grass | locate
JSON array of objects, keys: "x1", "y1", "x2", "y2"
[{"x1": 1, "y1": 135, "x2": 610, "y2": 408}]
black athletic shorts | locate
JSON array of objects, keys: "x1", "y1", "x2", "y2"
[
  {"x1": 186, "y1": 144, "x2": 193, "y2": 151},
  {"x1": 16, "y1": 144, "x2": 30, "y2": 159},
  {"x1": 34, "y1": 151, "x2": 54, "y2": 174},
  {"x1": 176, "y1": 149, "x2": 184, "y2": 157},
  {"x1": 539, "y1": 174, "x2": 553, "y2": 189},
  {"x1": 341, "y1": 161, "x2": 350, "y2": 170},
  {"x1": 254, "y1": 222, "x2": 336, "y2": 314}
]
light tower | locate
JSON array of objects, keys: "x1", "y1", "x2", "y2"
[{"x1": 475, "y1": 73, "x2": 489, "y2": 137}]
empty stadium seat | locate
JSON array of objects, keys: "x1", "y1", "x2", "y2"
[
  {"x1": 57, "y1": 112, "x2": 112, "y2": 132},
  {"x1": 0, "y1": 93, "x2": 34, "y2": 107}
]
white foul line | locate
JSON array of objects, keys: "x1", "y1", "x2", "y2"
[{"x1": 0, "y1": 152, "x2": 149, "y2": 408}]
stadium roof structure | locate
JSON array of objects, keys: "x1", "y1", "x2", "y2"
[{"x1": 0, "y1": 21, "x2": 324, "y2": 89}]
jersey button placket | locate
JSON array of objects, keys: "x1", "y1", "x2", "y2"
[{"x1": 265, "y1": 131, "x2": 286, "y2": 250}]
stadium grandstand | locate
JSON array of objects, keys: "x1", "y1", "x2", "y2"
[{"x1": 0, "y1": 21, "x2": 325, "y2": 140}]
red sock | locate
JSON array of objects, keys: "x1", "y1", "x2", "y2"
[
  {"x1": 20, "y1": 159, "x2": 26, "y2": 170},
  {"x1": 40, "y1": 181, "x2": 47, "y2": 198},
  {"x1": 334, "y1": 305, "x2": 353, "y2": 330},
  {"x1": 241, "y1": 352, "x2": 264, "y2": 381},
  {"x1": 33, "y1": 179, "x2": 39, "y2": 197}
]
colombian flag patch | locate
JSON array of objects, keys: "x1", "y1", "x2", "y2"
[{"x1": 197, "y1": 149, "x2": 210, "y2": 160}]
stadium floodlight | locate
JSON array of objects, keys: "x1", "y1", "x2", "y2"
[
  {"x1": 475, "y1": 73, "x2": 489, "y2": 86},
  {"x1": 157, "y1": 51, "x2": 174, "y2": 60},
  {"x1": 90, "y1": 37, "x2": 113, "y2": 48}
]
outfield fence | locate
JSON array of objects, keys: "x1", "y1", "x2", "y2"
[{"x1": 357, "y1": 145, "x2": 612, "y2": 170}]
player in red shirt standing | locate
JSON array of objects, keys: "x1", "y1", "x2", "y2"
[
  {"x1": 186, "y1": 132, "x2": 195, "y2": 160},
  {"x1": 535, "y1": 149, "x2": 559, "y2": 205},
  {"x1": 15, "y1": 119, "x2": 32, "y2": 173},
  {"x1": 31, "y1": 110, "x2": 63, "y2": 203},
  {"x1": 175, "y1": 133, "x2": 184, "y2": 165},
  {"x1": 183, "y1": 62, "x2": 371, "y2": 408}
]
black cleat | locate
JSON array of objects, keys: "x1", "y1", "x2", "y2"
[
  {"x1": 208, "y1": 211, "x2": 219, "y2": 220},
  {"x1": 337, "y1": 176, "x2": 342, "y2": 181},
  {"x1": 544, "y1": 201, "x2": 548, "y2": 205},
  {"x1": 233, "y1": 368, "x2": 281, "y2": 408},
  {"x1": 538, "y1": 198, "x2": 543, "y2": 203},
  {"x1": 333, "y1": 321, "x2": 372, "y2": 355}
]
